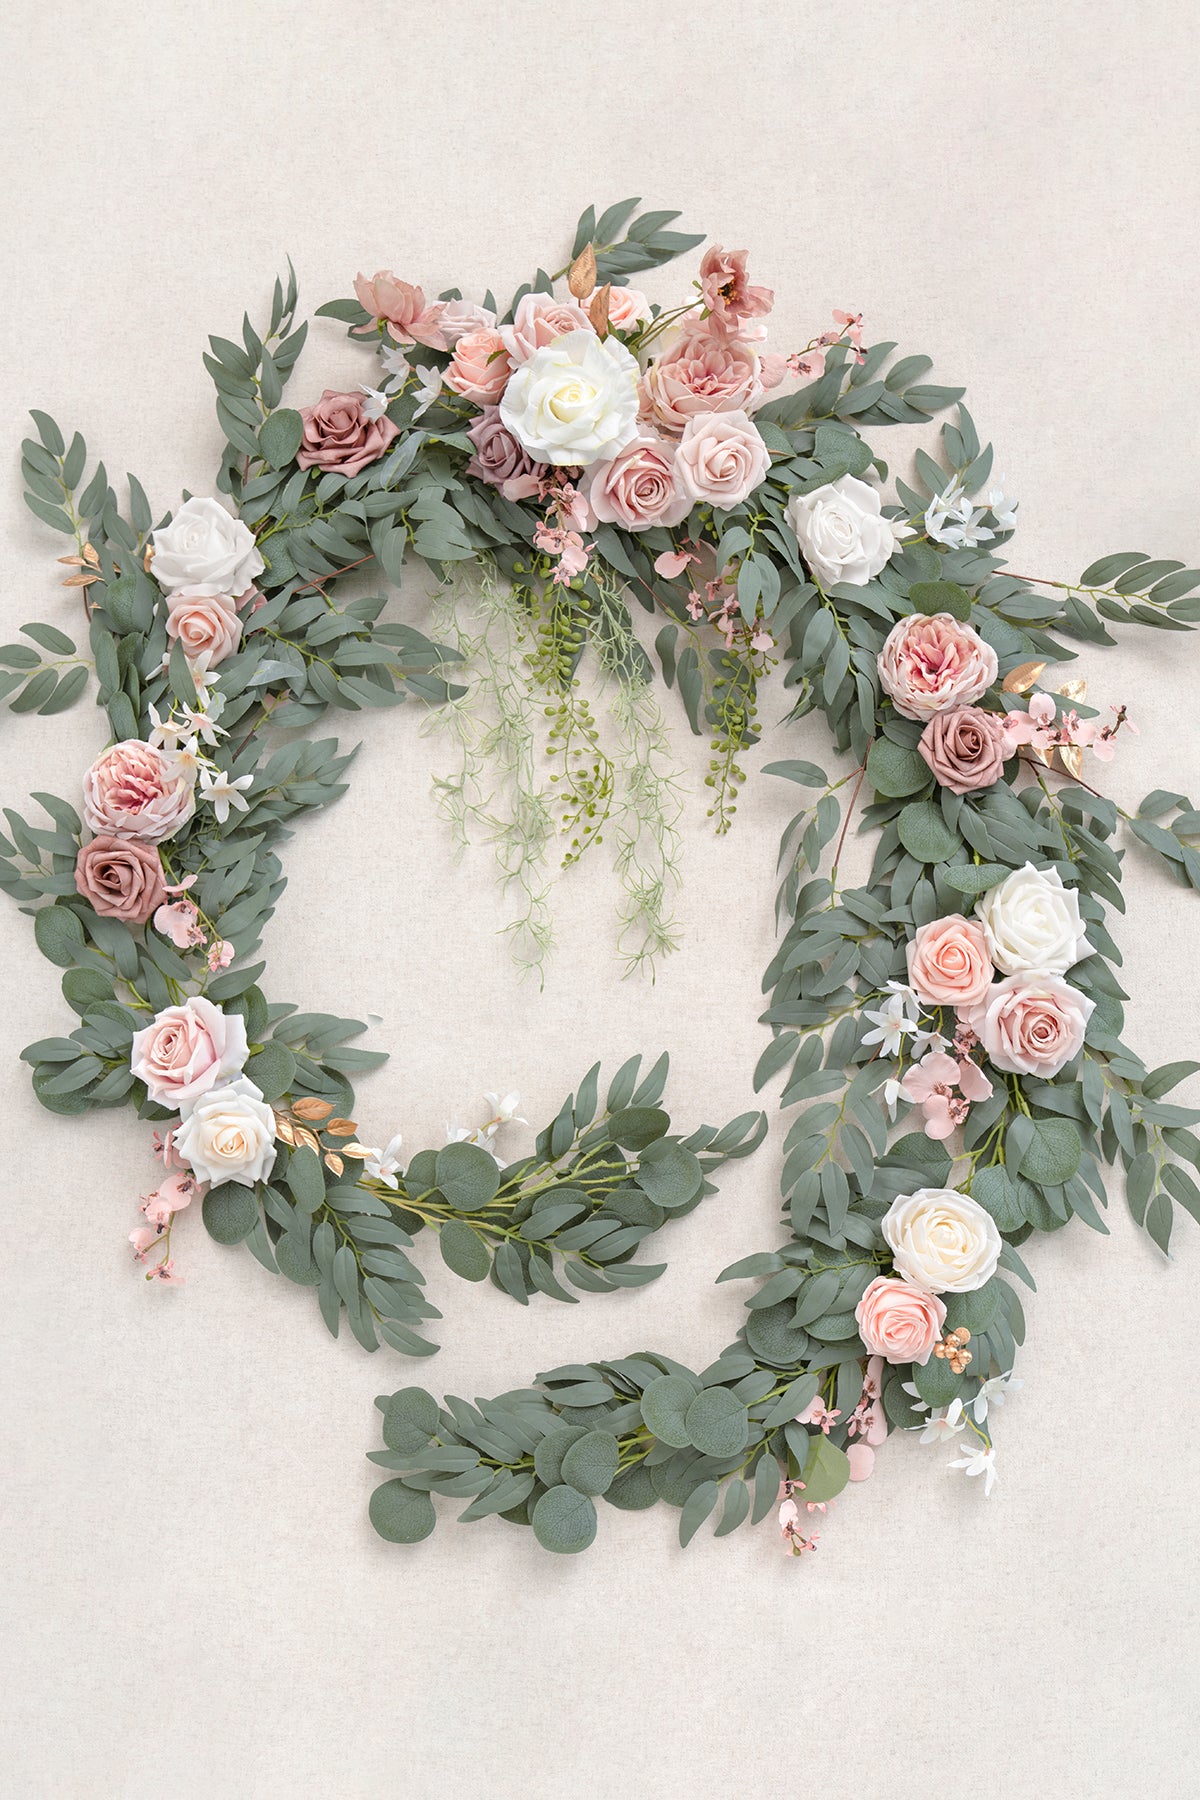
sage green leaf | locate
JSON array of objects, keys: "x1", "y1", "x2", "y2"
[
  {"x1": 751, "y1": 1451, "x2": 782, "y2": 1523},
  {"x1": 607, "y1": 1106, "x2": 670, "y2": 1150},
  {"x1": 533, "y1": 1426, "x2": 588, "y2": 1487},
  {"x1": 532, "y1": 1485, "x2": 598, "y2": 1554},
  {"x1": 202, "y1": 1182, "x2": 259, "y2": 1246},
  {"x1": 941, "y1": 862, "x2": 1010, "y2": 895},
  {"x1": 275, "y1": 1230, "x2": 320, "y2": 1285},
  {"x1": 745, "y1": 1302, "x2": 810, "y2": 1368},
  {"x1": 969, "y1": 1165, "x2": 1027, "y2": 1233},
  {"x1": 1018, "y1": 1118, "x2": 1082, "y2": 1187},
  {"x1": 866, "y1": 736, "x2": 931, "y2": 799},
  {"x1": 369, "y1": 1479, "x2": 436, "y2": 1544},
  {"x1": 604, "y1": 1463, "x2": 656, "y2": 1510},
  {"x1": 909, "y1": 579, "x2": 973, "y2": 621},
  {"x1": 640, "y1": 1373, "x2": 699, "y2": 1447},
  {"x1": 246, "y1": 1040, "x2": 296, "y2": 1103},
  {"x1": 438, "y1": 1219, "x2": 491, "y2": 1282},
  {"x1": 943, "y1": 1278, "x2": 1002, "y2": 1335},
  {"x1": 286, "y1": 1145, "x2": 326, "y2": 1213},
  {"x1": 382, "y1": 1387, "x2": 439, "y2": 1455},
  {"x1": 714, "y1": 1476, "x2": 751, "y2": 1537},
  {"x1": 634, "y1": 1139, "x2": 702, "y2": 1209},
  {"x1": 34, "y1": 904, "x2": 85, "y2": 968},
  {"x1": 679, "y1": 1480, "x2": 720, "y2": 1547},
  {"x1": 684, "y1": 1388, "x2": 749, "y2": 1459},
  {"x1": 897, "y1": 799, "x2": 960, "y2": 864},
  {"x1": 800, "y1": 1432, "x2": 852, "y2": 1503},
  {"x1": 258, "y1": 408, "x2": 303, "y2": 469},
  {"x1": 434, "y1": 1142, "x2": 500, "y2": 1211},
  {"x1": 913, "y1": 1355, "x2": 963, "y2": 1408},
  {"x1": 560, "y1": 1429, "x2": 620, "y2": 1497}
]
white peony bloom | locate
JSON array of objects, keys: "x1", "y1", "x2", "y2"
[
  {"x1": 173, "y1": 1076, "x2": 277, "y2": 1188},
  {"x1": 786, "y1": 474, "x2": 914, "y2": 588},
  {"x1": 151, "y1": 496, "x2": 265, "y2": 598},
  {"x1": 882, "y1": 1186, "x2": 1002, "y2": 1294},
  {"x1": 974, "y1": 861, "x2": 1089, "y2": 975},
  {"x1": 499, "y1": 329, "x2": 640, "y2": 467}
]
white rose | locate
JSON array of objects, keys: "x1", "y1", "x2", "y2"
[
  {"x1": 151, "y1": 496, "x2": 265, "y2": 598},
  {"x1": 173, "y1": 1076, "x2": 277, "y2": 1188},
  {"x1": 974, "y1": 861, "x2": 1089, "y2": 975},
  {"x1": 882, "y1": 1187, "x2": 1002, "y2": 1294},
  {"x1": 499, "y1": 329, "x2": 640, "y2": 467},
  {"x1": 786, "y1": 474, "x2": 914, "y2": 588}
]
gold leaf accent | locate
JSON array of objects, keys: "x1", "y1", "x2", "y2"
[
  {"x1": 62, "y1": 573, "x2": 100, "y2": 587},
  {"x1": 339, "y1": 1143, "x2": 373, "y2": 1161},
  {"x1": 324, "y1": 1117, "x2": 357, "y2": 1138},
  {"x1": 567, "y1": 244, "x2": 597, "y2": 300},
  {"x1": 142, "y1": 545, "x2": 155, "y2": 572},
  {"x1": 293, "y1": 1096, "x2": 334, "y2": 1121},
  {"x1": 1002, "y1": 660, "x2": 1047, "y2": 695},
  {"x1": 588, "y1": 283, "x2": 612, "y2": 337},
  {"x1": 273, "y1": 1111, "x2": 297, "y2": 1146},
  {"x1": 294, "y1": 1125, "x2": 321, "y2": 1153},
  {"x1": 1057, "y1": 743, "x2": 1084, "y2": 780},
  {"x1": 1055, "y1": 678, "x2": 1088, "y2": 704},
  {"x1": 57, "y1": 554, "x2": 85, "y2": 566},
  {"x1": 83, "y1": 543, "x2": 99, "y2": 566},
  {"x1": 324, "y1": 1152, "x2": 345, "y2": 1177}
]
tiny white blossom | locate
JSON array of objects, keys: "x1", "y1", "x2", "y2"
[
  {"x1": 147, "y1": 702, "x2": 189, "y2": 750},
  {"x1": 879, "y1": 1073, "x2": 906, "y2": 1119},
  {"x1": 972, "y1": 1371, "x2": 1024, "y2": 1424},
  {"x1": 200, "y1": 766, "x2": 253, "y2": 824},
  {"x1": 911, "y1": 1026, "x2": 950, "y2": 1058},
  {"x1": 363, "y1": 1133, "x2": 404, "y2": 1188},
  {"x1": 411, "y1": 364, "x2": 443, "y2": 418},
  {"x1": 920, "y1": 1397, "x2": 966, "y2": 1443},
  {"x1": 379, "y1": 344, "x2": 411, "y2": 381},
  {"x1": 986, "y1": 481, "x2": 1019, "y2": 530},
  {"x1": 862, "y1": 993, "x2": 916, "y2": 1058},
  {"x1": 483, "y1": 1090, "x2": 527, "y2": 1127},
  {"x1": 171, "y1": 735, "x2": 204, "y2": 784},
  {"x1": 925, "y1": 479, "x2": 995, "y2": 550},
  {"x1": 947, "y1": 1442, "x2": 998, "y2": 1496},
  {"x1": 181, "y1": 695, "x2": 227, "y2": 746},
  {"x1": 359, "y1": 384, "x2": 391, "y2": 423},
  {"x1": 901, "y1": 1380, "x2": 930, "y2": 1413}
]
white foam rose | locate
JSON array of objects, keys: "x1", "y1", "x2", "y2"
[
  {"x1": 499, "y1": 329, "x2": 640, "y2": 467},
  {"x1": 882, "y1": 1187, "x2": 1002, "y2": 1294},
  {"x1": 975, "y1": 861, "x2": 1089, "y2": 975},
  {"x1": 151, "y1": 496, "x2": 265, "y2": 598},
  {"x1": 173, "y1": 1076, "x2": 277, "y2": 1188},
  {"x1": 786, "y1": 474, "x2": 914, "y2": 588}
]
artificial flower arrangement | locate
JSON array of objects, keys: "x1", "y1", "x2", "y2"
[{"x1": 5, "y1": 200, "x2": 1200, "y2": 1558}]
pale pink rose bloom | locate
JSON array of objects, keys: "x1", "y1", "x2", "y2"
[
  {"x1": 465, "y1": 407, "x2": 542, "y2": 494},
  {"x1": 130, "y1": 996, "x2": 249, "y2": 1108},
  {"x1": 855, "y1": 1274, "x2": 947, "y2": 1365},
  {"x1": 583, "y1": 433, "x2": 691, "y2": 531},
  {"x1": 642, "y1": 325, "x2": 763, "y2": 434},
  {"x1": 74, "y1": 834, "x2": 167, "y2": 923},
  {"x1": 164, "y1": 589, "x2": 243, "y2": 667},
  {"x1": 442, "y1": 328, "x2": 513, "y2": 405},
  {"x1": 501, "y1": 293, "x2": 592, "y2": 364},
  {"x1": 919, "y1": 704, "x2": 1010, "y2": 793},
  {"x1": 83, "y1": 741, "x2": 196, "y2": 843},
  {"x1": 675, "y1": 410, "x2": 770, "y2": 510},
  {"x1": 583, "y1": 285, "x2": 651, "y2": 331},
  {"x1": 878, "y1": 613, "x2": 999, "y2": 722},
  {"x1": 438, "y1": 299, "x2": 498, "y2": 344},
  {"x1": 907, "y1": 914, "x2": 994, "y2": 1008},
  {"x1": 963, "y1": 972, "x2": 1094, "y2": 1078},
  {"x1": 698, "y1": 245, "x2": 774, "y2": 336},
  {"x1": 297, "y1": 390, "x2": 400, "y2": 477},
  {"x1": 352, "y1": 272, "x2": 448, "y2": 350}
]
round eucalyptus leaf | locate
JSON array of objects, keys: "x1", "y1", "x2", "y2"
[
  {"x1": 968, "y1": 1166, "x2": 1027, "y2": 1234},
  {"x1": 744, "y1": 1302, "x2": 810, "y2": 1368},
  {"x1": 258, "y1": 407, "x2": 304, "y2": 470},
  {"x1": 606, "y1": 1107, "x2": 670, "y2": 1151},
  {"x1": 882, "y1": 1371, "x2": 926, "y2": 1430},
  {"x1": 434, "y1": 1142, "x2": 500, "y2": 1212},
  {"x1": 382, "y1": 1387, "x2": 440, "y2": 1455},
  {"x1": 245, "y1": 1040, "x2": 297, "y2": 1104},
  {"x1": 438, "y1": 1218, "x2": 491, "y2": 1282},
  {"x1": 799, "y1": 1432, "x2": 852, "y2": 1504},
  {"x1": 532, "y1": 1484, "x2": 598, "y2": 1554},
  {"x1": 683, "y1": 1387, "x2": 749, "y2": 1459},
  {"x1": 202, "y1": 1181, "x2": 259, "y2": 1246},
  {"x1": 897, "y1": 799, "x2": 960, "y2": 865},
  {"x1": 649, "y1": 1455, "x2": 709, "y2": 1508},
  {"x1": 1018, "y1": 1118, "x2": 1082, "y2": 1188},
  {"x1": 560, "y1": 1429, "x2": 620, "y2": 1497},
  {"x1": 604, "y1": 1463, "x2": 657, "y2": 1511},
  {"x1": 34, "y1": 904, "x2": 86, "y2": 968},
  {"x1": 913, "y1": 1354, "x2": 964, "y2": 1409},
  {"x1": 369, "y1": 1479, "x2": 436, "y2": 1545},
  {"x1": 634, "y1": 1140, "x2": 703, "y2": 1210},
  {"x1": 61, "y1": 966, "x2": 113, "y2": 1016},
  {"x1": 601, "y1": 1188, "x2": 666, "y2": 1230},
  {"x1": 944, "y1": 1278, "x2": 1002, "y2": 1336},
  {"x1": 533, "y1": 1425, "x2": 588, "y2": 1487},
  {"x1": 275, "y1": 1229, "x2": 320, "y2": 1286},
  {"x1": 639, "y1": 1374, "x2": 699, "y2": 1448},
  {"x1": 866, "y1": 735, "x2": 932, "y2": 799},
  {"x1": 908, "y1": 579, "x2": 974, "y2": 621}
]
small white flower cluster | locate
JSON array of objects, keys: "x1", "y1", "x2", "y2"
[
  {"x1": 901, "y1": 1372, "x2": 1023, "y2": 1498},
  {"x1": 925, "y1": 477, "x2": 1018, "y2": 550},
  {"x1": 361, "y1": 1090, "x2": 528, "y2": 1189}
]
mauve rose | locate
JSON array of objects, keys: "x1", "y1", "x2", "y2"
[
  {"x1": 583, "y1": 432, "x2": 690, "y2": 531},
  {"x1": 465, "y1": 407, "x2": 542, "y2": 492},
  {"x1": 83, "y1": 740, "x2": 196, "y2": 843},
  {"x1": 906, "y1": 913, "x2": 994, "y2": 1009},
  {"x1": 855, "y1": 1275, "x2": 947, "y2": 1365},
  {"x1": 352, "y1": 272, "x2": 447, "y2": 349},
  {"x1": 642, "y1": 325, "x2": 763, "y2": 434},
  {"x1": 698, "y1": 245, "x2": 774, "y2": 336},
  {"x1": 130, "y1": 996, "x2": 249, "y2": 1109},
  {"x1": 675, "y1": 410, "x2": 770, "y2": 509},
  {"x1": 878, "y1": 612, "x2": 999, "y2": 722},
  {"x1": 164, "y1": 588, "x2": 243, "y2": 667},
  {"x1": 919, "y1": 705, "x2": 1009, "y2": 794},
  {"x1": 74, "y1": 834, "x2": 167, "y2": 924},
  {"x1": 296, "y1": 390, "x2": 400, "y2": 477},
  {"x1": 442, "y1": 328, "x2": 513, "y2": 405},
  {"x1": 501, "y1": 293, "x2": 592, "y2": 364},
  {"x1": 963, "y1": 972, "x2": 1094, "y2": 1078}
]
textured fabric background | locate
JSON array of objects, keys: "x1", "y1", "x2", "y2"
[{"x1": 1, "y1": 4, "x2": 1198, "y2": 1795}]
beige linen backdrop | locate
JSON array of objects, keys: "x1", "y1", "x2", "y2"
[{"x1": 2, "y1": 4, "x2": 1198, "y2": 1796}]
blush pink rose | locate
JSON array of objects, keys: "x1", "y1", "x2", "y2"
[
  {"x1": 855, "y1": 1275, "x2": 947, "y2": 1365},
  {"x1": 352, "y1": 272, "x2": 447, "y2": 350},
  {"x1": 963, "y1": 972, "x2": 1095, "y2": 1078},
  {"x1": 907, "y1": 914, "x2": 994, "y2": 1008},
  {"x1": 130, "y1": 996, "x2": 249, "y2": 1108},
  {"x1": 584, "y1": 286, "x2": 651, "y2": 331},
  {"x1": 83, "y1": 741, "x2": 196, "y2": 843},
  {"x1": 74, "y1": 834, "x2": 167, "y2": 924},
  {"x1": 699, "y1": 245, "x2": 774, "y2": 336},
  {"x1": 297, "y1": 390, "x2": 400, "y2": 477},
  {"x1": 878, "y1": 613, "x2": 999, "y2": 722},
  {"x1": 583, "y1": 433, "x2": 691, "y2": 530},
  {"x1": 642, "y1": 326, "x2": 763, "y2": 434},
  {"x1": 164, "y1": 589, "x2": 243, "y2": 667},
  {"x1": 442, "y1": 328, "x2": 513, "y2": 405},
  {"x1": 919, "y1": 705, "x2": 1009, "y2": 794},
  {"x1": 501, "y1": 293, "x2": 592, "y2": 364},
  {"x1": 675, "y1": 410, "x2": 770, "y2": 510},
  {"x1": 465, "y1": 407, "x2": 543, "y2": 496}
]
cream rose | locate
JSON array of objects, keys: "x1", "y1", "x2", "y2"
[
  {"x1": 964, "y1": 972, "x2": 1094, "y2": 1078},
  {"x1": 130, "y1": 997, "x2": 249, "y2": 1108},
  {"x1": 882, "y1": 1187, "x2": 1002, "y2": 1294},
  {"x1": 787, "y1": 475, "x2": 914, "y2": 588},
  {"x1": 499, "y1": 330, "x2": 640, "y2": 467},
  {"x1": 172, "y1": 1076, "x2": 277, "y2": 1188},
  {"x1": 906, "y1": 913, "x2": 994, "y2": 1008},
  {"x1": 151, "y1": 496, "x2": 265, "y2": 598},
  {"x1": 974, "y1": 862, "x2": 1089, "y2": 975},
  {"x1": 855, "y1": 1274, "x2": 947, "y2": 1365}
]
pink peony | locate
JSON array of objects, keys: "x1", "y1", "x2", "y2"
[
  {"x1": 83, "y1": 741, "x2": 196, "y2": 843},
  {"x1": 74, "y1": 834, "x2": 167, "y2": 923},
  {"x1": 919, "y1": 705, "x2": 1010, "y2": 794},
  {"x1": 907, "y1": 914, "x2": 994, "y2": 1008},
  {"x1": 878, "y1": 613, "x2": 999, "y2": 722},
  {"x1": 442, "y1": 328, "x2": 513, "y2": 406},
  {"x1": 465, "y1": 407, "x2": 543, "y2": 496},
  {"x1": 296, "y1": 390, "x2": 400, "y2": 477},
  {"x1": 501, "y1": 293, "x2": 592, "y2": 364},
  {"x1": 352, "y1": 272, "x2": 447, "y2": 350},
  {"x1": 963, "y1": 972, "x2": 1094, "y2": 1078},
  {"x1": 164, "y1": 589, "x2": 243, "y2": 667},
  {"x1": 130, "y1": 996, "x2": 249, "y2": 1108},
  {"x1": 642, "y1": 325, "x2": 763, "y2": 434},
  {"x1": 583, "y1": 433, "x2": 691, "y2": 531},
  {"x1": 698, "y1": 245, "x2": 774, "y2": 336},
  {"x1": 855, "y1": 1275, "x2": 947, "y2": 1365},
  {"x1": 675, "y1": 410, "x2": 770, "y2": 510}
]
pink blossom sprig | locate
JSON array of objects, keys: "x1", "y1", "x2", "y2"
[{"x1": 1004, "y1": 693, "x2": 1136, "y2": 764}]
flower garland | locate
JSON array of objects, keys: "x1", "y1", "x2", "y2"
[{"x1": 5, "y1": 203, "x2": 1199, "y2": 1558}]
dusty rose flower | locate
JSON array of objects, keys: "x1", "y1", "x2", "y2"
[
  {"x1": 83, "y1": 741, "x2": 196, "y2": 843},
  {"x1": 583, "y1": 432, "x2": 690, "y2": 530},
  {"x1": 584, "y1": 285, "x2": 651, "y2": 331},
  {"x1": 164, "y1": 589, "x2": 243, "y2": 668},
  {"x1": 698, "y1": 245, "x2": 774, "y2": 336},
  {"x1": 963, "y1": 972, "x2": 1094, "y2": 1078},
  {"x1": 907, "y1": 914, "x2": 994, "y2": 1008},
  {"x1": 675, "y1": 410, "x2": 770, "y2": 509},
  {"x1": 442, "y1": 328, "x2": 513, "y2": 405},
  {"x1": 297, "y1": 390, "x2": 400, "y2": 477},
  {"x1": 74, "y1": 834, "x2": 167, "y2": 923},
  {"x1": 500, "y1": 293, "x2": 592, "y2": 364},
  {"x1": 465, "y1": 407, "x2": 542, "y2": 494},
  {"x1": 352, "y1": 272, "x2": 447, "y2": 349},
  {"x1": 855, "y1": 1275, "x2": 947, "y2": 1365},
  {"x1": 130, "y1": 996, "x2": 249, "y2": 1108},
  {"x1": 878, "y1": 613, "x2": 999, "y2": 722},
  {"x1": 642, "y1": 325, "x2": 763, "y2": 434},
  {"x1": 919, "y1": 705, "x2": 1009, "y2": 794}
]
